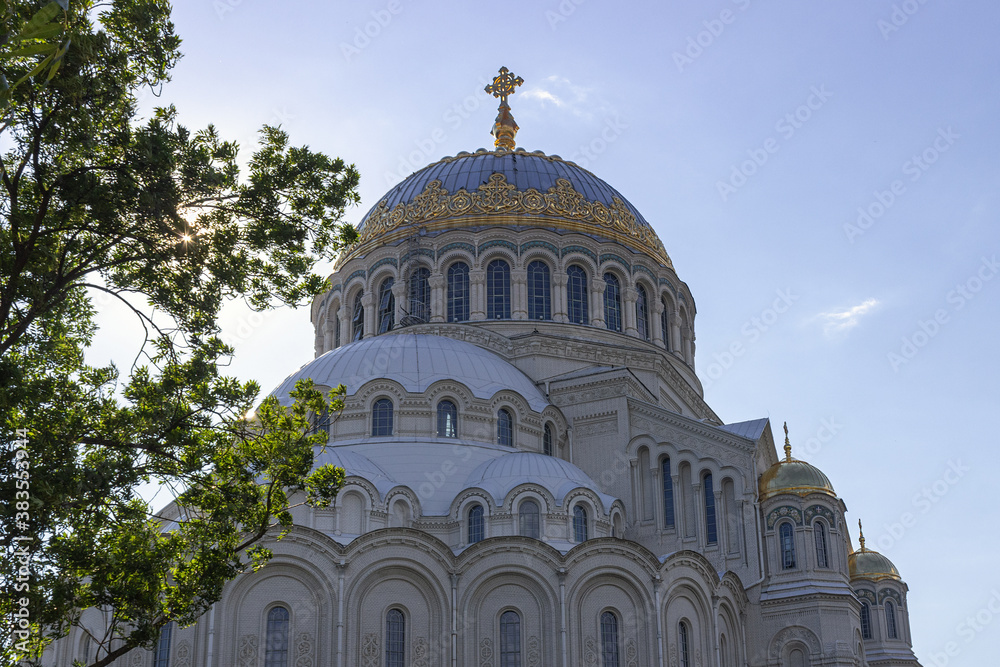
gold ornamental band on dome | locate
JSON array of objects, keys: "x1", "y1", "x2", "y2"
[{"x1": 336, "y1": 173, "x2": 674, "y2": 270}]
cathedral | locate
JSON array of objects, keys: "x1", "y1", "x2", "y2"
[{"x1": 54, "y1": 69, "x2": 923, "y2": 667}]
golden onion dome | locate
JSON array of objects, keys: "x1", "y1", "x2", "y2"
[
  {"x1": 758, "y1": 423, "x2": 837, "y2": 501},
  {"x1": 849, "y1": 521, "x2": 901, "y2": 581}
]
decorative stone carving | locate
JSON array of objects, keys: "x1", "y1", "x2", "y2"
[
  {"x1": 174, "y1": 640, "x2": 191, "y2": 667},
  {"x1": 352, "y1": 174, "x2": 673, "y2": 269},
  {"x1": 527, "y1": 635, "x2": 541, "y2": 667},
  {"x1": 766, "y1": 505, "x2": 804, "y2": 528},
  {"x1": 804, "y1": 504, "x2": 835, "y2": 525},
  {"x1": 626, "y1": 638, "x2": 638, "y2": 667},
  {"x1": 412, "y1": 636, "x2": 428, "y2": 667},
  {"x1": 768, "y1": 626, "x2": 822, "y2": 660},
  {"x1": 238, "y1": 635, "x2": 258, "y2": 667},
  {"x1": 584, "y1": 636, "x2": 599, "y2": 666},
  {"x1": 362, "y1": 632, "x2": 380, "y2": 667},
  {"x1": 479, "y1": 637, "x2": 494, "y2": 667},
  {"x1": 129, "y1": 650, "x2": 144, "y2": 667},
  {"x1": 295, "y1": 632, "x2": 314, "y2": 667}
]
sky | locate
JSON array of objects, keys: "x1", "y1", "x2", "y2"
[{"x1": 86, "y1": 1, "x2": 1000, "y2": 664}]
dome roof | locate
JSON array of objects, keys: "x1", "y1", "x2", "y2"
[
  {"x1": 313, "y1": 447, "x2": 396, "y2": 497},
  {"x1": 759, "y1": 458, "x2": 837, "y2": 501},
  {"x1": 347, "y1": 149, "x2": 672, "y2": 269},
  {"x1": 465, "y1": 451, "x2": 617, "y2": 511},
  {"x1": 272, "y1": 333, "x2": 549, "y2": 412},
  {"x1": 849, "y1": 547, "x2": 901, "y2": 581}
]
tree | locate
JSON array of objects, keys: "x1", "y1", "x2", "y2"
[{"x1": 0, "y1": 2, "x2": 360, "y2": 665}]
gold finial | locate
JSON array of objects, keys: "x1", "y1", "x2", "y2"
[
  {"x1": 485, "y1": 66, "x2": 524, "y2": 151},
  {"x1": 783, "y1": 421, "x2": 792, "y2": 462},
  {"x1": 858, "y1": 519, "x2": 866, "y2": 552}
]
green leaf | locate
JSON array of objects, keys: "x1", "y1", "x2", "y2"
[{"x1": 13, "y1": 2, "x2": 64, "y2": 41}]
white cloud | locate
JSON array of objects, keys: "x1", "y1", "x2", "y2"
[
  {"x1": 521, "y1": 88, "x2": 564, "y2": 107},
  {"x1": 518, "y1": 75, "x2": 608, "y2": 120},
  {"x1": 818, "y1": 298, "x2": 880, "y2": 336}
]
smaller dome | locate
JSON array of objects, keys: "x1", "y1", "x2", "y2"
[
  {"x1": 465, "y1": 452, "x2": 617, "y2": 511},
  {"x1": 759, "y1": 459, "x2": 836, "y2": 500},
  {"x1": 314, "y1": 447, "x2": 397, "y2": 497},
  {"x1": 849, "y1": 547, "x2": 901, "y2": 581}
]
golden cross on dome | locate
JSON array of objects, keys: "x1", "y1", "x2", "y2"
[
  {"x1": 485, "y1": 66, "x2": 524, "y2": 151},
  {"x1": 783, "y1": 421, "x2": 792, "y2": 461},
  {"x1": 485, "y1": 66, "x2": 524, "y2": 107},
  {"x1": 858, "y1": 519, "x2": 867, "y2": 551}
]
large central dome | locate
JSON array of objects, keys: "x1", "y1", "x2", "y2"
[{"x1": 346, "y1": 148, "x2": 672, "y2": 270}]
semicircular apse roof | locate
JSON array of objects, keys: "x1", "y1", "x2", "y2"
[{"x1": 271, "y1": 333, "x2": 549, "y2": 412}]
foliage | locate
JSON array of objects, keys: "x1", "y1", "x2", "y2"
[{"x1": 0, "y1": 2, "x2": 359, "y2": 665}]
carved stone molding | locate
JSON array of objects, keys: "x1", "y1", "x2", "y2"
[
  {"x1": 412, "y1": 637, "x2": 428, "y2": 667},
  {"x1": 626, "y1": 638, "x2": 638, "y2": 667},
  {"x1": 362, "y1": 632, "x2": 380, "y2": 667},
  {"x1": 527, "y1": 635, "x2": 541, "y2": 667},
  {"x1": 584, "y1": 636, "x2": 599, "y2": 666},
  {"x1": 174, "y1": 640, "x2": 191, "y2": 667},
  {"x1": 479, "y1": 637, "x2": 494, "y2": 667},
  {"x1": 238, "y1": 634, "x2": 258, "y2": 667},
  {"x1": 295, "y1": 632, "x2": 314, "y2": 667}
]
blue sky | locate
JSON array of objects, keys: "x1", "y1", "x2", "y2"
[{"x1": 89, "y1": 1, "x2": 1000, "y2": 663}]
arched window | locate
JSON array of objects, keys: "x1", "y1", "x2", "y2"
[
  {"x1": 704, "y1": 472, "x2": 718, "y2": 545},
  {"x1": 437, "y1": 400, "x2": 458, "y2": 438},
  {"x1": 886, "y1": 600, "x2": 898, "y2": 639},
  {"x1": 386, "y1": 609, "x2": 405, "y2": 667},
  {"x1": 334, "y1": 305, "x2": 342, "y2": 348},
  {"x1": 372, "y1": 398, "x2": 393, "y2": 436},
  {"x1": 814, "y1": 521, "x2": 829, "y2": 568},
  {"x1": 264, "y1": 608, "x2": 289, "y2": 667},
  {"x1": 860, "y1": 601, "x2": 873, "y2": 640},
  {"x1": 573, "y1": 505, "x2": 588, "y2": 542},
  {"x1": 603, "y1": 273, "x2": 622, "y2": 332},
  {"x1": 636, "y1": 284, "x2": 650, "y2": 340},
  {"x1": 601, "y1": 611, "x2": 620, "y2": 667},
  {"x1": 500, "y1": 610, "x2": 521, "y2": 667},
  {"x1": 662, "y1": 458, "x2": 675, "y2": 529},
  {"x1": 497, "y1": 408, "x2": 514, "y2": 447},
  {"x1": 153, "y1": 622, "x2": 173, "y2": 667},
  {"x1": 661, "y1": 296, "x2": 671, "y2": 350},
  {"x1": 527, "y1": 260, "x2": 551, "y2": 321},
  {"x1": 468, "y1": 504, "x2": 484, "y2": 544},
  {"x1": 82, "y1": 634, "x2": 92, "y2": 665},
  {"x1": 519, "y1": 500, "x2": 539, "y2": 539},
  {"x1": 447, "y1": 262, "x2": 470, "y2": 322},
  {"x1": 542, "y1": 423, "x2": 553, "y2": 456},
  {"x1": 719, "y1": 634, "x2": 728, "y2": 667},
  {"x1": 678, "y1": 621, "x2": 691, "y2": 667},
  {"x1": 487, "y1": 259, "x2": 511, "y2": 320},
  {"x1": 352, "y1": 291, "x2": 364, "y2": 341},
  {"x1": 407, "y1": 267, "x2": 430, "y2": 323},
  {"x1": 566, "y1": 264, "x2": 589, "y2": 324},
  {"x1": 780, "y1": 522, "x2": 796, "y2": 569},
  {"x1": 378, "y1": 277, "x2": 395, "y2": 333}
]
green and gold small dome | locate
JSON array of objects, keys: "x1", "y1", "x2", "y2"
[
  {"x1": 849, "y1": 525, "x2": 901, "y2": 581},
  {"x1": 759, "y1": 424, "x2": 837, "y2": 501}
]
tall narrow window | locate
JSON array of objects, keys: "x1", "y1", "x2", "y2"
[
  {"x1": 378, "y1": 277, "x2": 395, "y2": 333},
  {"x1": 487, "y1": 259, "x2": 511, "y2": 320},
  {"x1": 468, "y1": 504, "x2": 484, "y2": 544},
  {"x1": 604, "y1": 273, "x2": 622, "y2": 332},
  {"x1": 660, "y1": 297, "x2": 671, "y2": 349},
  {"x1": 497, "y1": 408, "x2": 514, "y2": 447},
  {"x1": 780, "y1": 522, "x2": 796, "y2": 569},
  {"x1": 543, "y1": 423, "x2": 553, "y2": 456},
  {"x1": 814, "y1": 521, "x2": 829, "y2": 568},
  {"x1": 500, "y1": 610, "x2": 522, "y2": 667},
  {"x1": 334, "y1": 305, "x2": 342, "y2": 348},
  {"x1": 386, "y1": 609, "x2": 405, "y2": 667},
  {"x1": 636, "y1": 284, "x2": 650, "y2": 340},
  {"x1": 566, "y1": 265, "x2": 589, "y2": 324},
  {"x1": 352, "y1": 292, "x2": 364, "y2": 341},
  {"x1": 154, "y1": 622, "x2": 173, "y2": 667},
  {"x1": 662, "y1": 458, "x2": 675, "y2": 529},
  {"x1": 573, "y1": 505, "x2": 588, "y2": 543},
  {"x1": 600, "y1": 611, "x2": 620, "y2": 667},
  {"x1": 447, "y1": 262, "x2": 470, "y2": 322},
  {"x1": 527, "y1": 260, "x2": 551, "y2": 321},
  {"x1": 886, "y1": 600, "x2": 898, "y2": 639},
  {"x1": 264, "y1": 608, "x2": 289, "y2": 667},
  {"x1": 519, "y1": 500, "x2": 539, "y2": 539},
  {"x1": 372, "y1": 398, "x2": 393, "y2": 436},
  {"x1": 437, "y1": 400, "x2": 458, "y2": 438},
  {"x1": 407, "y1": 267, "x2": 430, "y2": 322},
  {"x1": 860, "y1": 602, "x2": 872, "y2": 640},
  {"x1": 703, "y1": 472, "x2": 718, "y2": 545},
  {"x1": 678, "y1": 622, "x2": 691, "y2": 667},
  {"x1": 719, "y1": 635, "x2": 728, "y2": 667}
]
